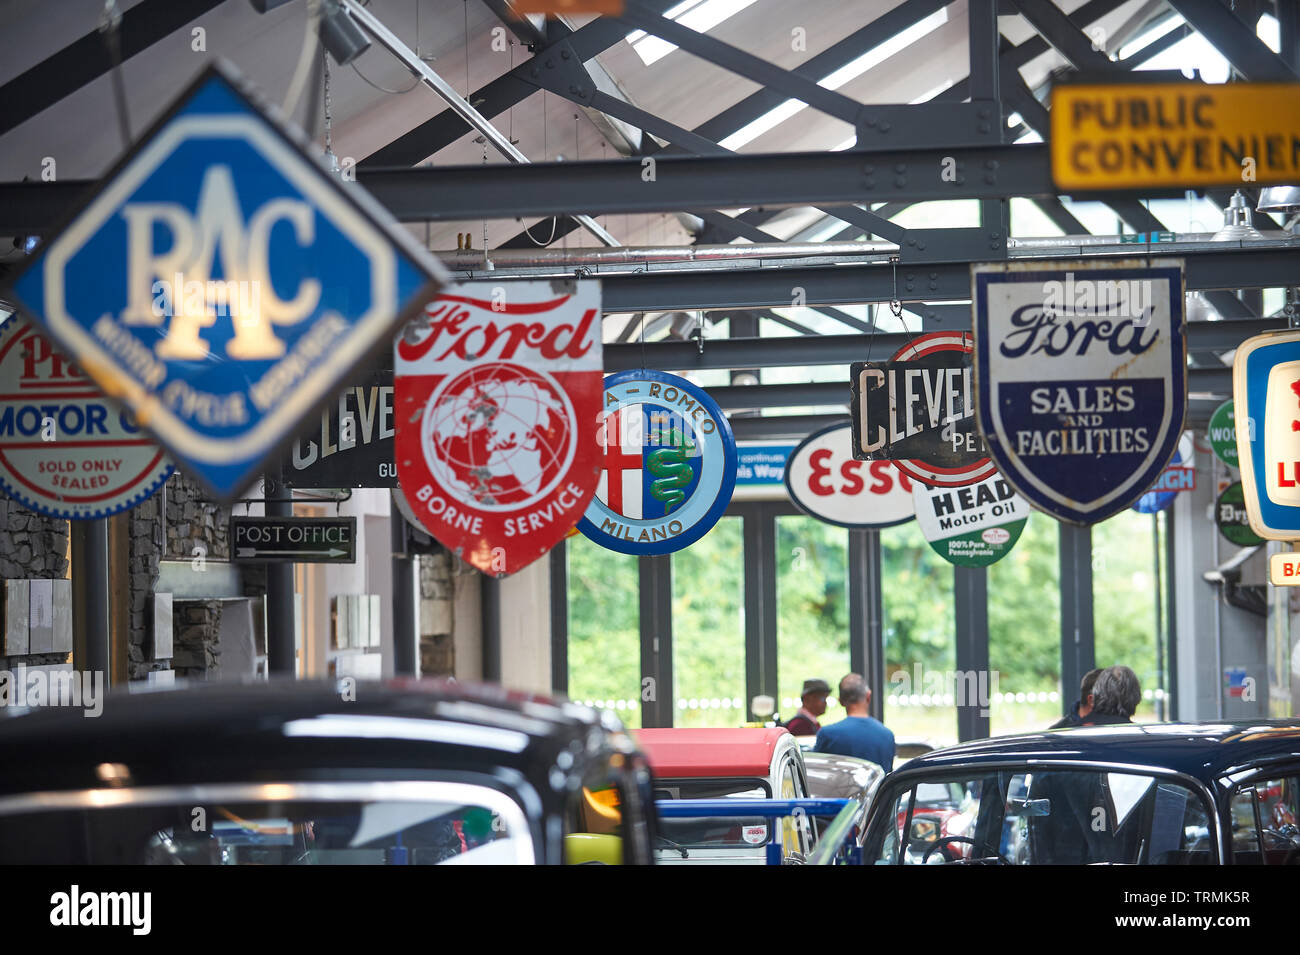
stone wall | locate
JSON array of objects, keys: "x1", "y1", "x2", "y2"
[
  {"x1": 0, "y1": 493, "x2": 71, "y2": 670},
  {"x1": 126, "y1": 488, "x2": 167, "y2": 680},
  {"x1": 419, "y1": 549, "x2": 454, "y2": 677},
  {"x1": 172, "y1": 599, "x2": 223, "y2": 679},
  {"x1": 165, "y1": 472, "x2": 231, "y2": 561}
]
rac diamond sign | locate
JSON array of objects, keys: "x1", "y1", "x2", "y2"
[{"x1": 4, "y1": 62, "x2": 448, "y2": 501}]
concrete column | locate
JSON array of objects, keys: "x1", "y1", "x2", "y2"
[
  {"x1": 1173, "y1": 444, "x2": 1269, "y2": 719},
  {"x1": 496, "y1": 557, "x2": 552, "y2": 694}
]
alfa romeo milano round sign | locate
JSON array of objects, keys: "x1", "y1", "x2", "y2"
[
  {"x1": 0, "y1": 317, "x2": 172, "y2": 518},
  {"x1": 578, "y1": 369, "x2": 736, "y2": 555},
  {"x1": 394, "y1": 281, "x2": 602, "y2": 576}
]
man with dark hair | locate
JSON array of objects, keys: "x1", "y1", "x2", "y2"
[
  {"x1": 813, "y1": 674, "x2": 895, "y2": 772},
  {"x1": 783, "y1": 679, "x2": 829, "y2": 737},
  {"x1": 1048, "y1": 668, "x2": 1103, "y2": 729},
  {"x1": 1085, "y1": 666, "x2": 1141, "y2": 725}
]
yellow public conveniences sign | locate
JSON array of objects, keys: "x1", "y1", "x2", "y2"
[{"x1": 1050, "y1": 81, "x2": 1300, "y2": 191}]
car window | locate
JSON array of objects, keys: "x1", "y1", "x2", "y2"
[
  {"x1": 653, "y1": 777, "x2": 773, "y2": 855},
  {"x1": 872, "y1": 770, "x2": 1212, "y2": 865},
  {"x1": 1230, "y1": 775, "x2": 1300, "y2": 865},
  {"x1": 780, "y1": 756, "x2": 811, "y2": 859},
  {"x1": 0, "y1": 782, "x2": 533, "y2": 864}
]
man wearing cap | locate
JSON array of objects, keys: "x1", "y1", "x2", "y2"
[{"x1": 783, "y1": 679, "x2": 830, "y2": 737}]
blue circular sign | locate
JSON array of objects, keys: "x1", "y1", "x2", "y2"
[{"x1": 578, "y1": 369, "x2": 736, "y2": 555}]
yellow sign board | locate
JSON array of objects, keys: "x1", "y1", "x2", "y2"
[{"x1": 1050, "y1": 81, "x2": 1300, "y2": 191}]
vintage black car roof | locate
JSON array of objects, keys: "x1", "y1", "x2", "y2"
[
  {"x1": 0, "y1": 678, "x2": 626, "y2": 798},
  {"x1": 895, "y1": 720, "x2": 1300, "y2": 786}
]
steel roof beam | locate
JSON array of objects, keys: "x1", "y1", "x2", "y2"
[
  {"x1": 604, "y1": 318, "x2": 1282, "y2": 372},
  {"x1": 1167, "y1": 0, "x2": 1299, "y2": 81},
  {"x1": 0, "y1": 0, "x2": 226, "y2": 138}
]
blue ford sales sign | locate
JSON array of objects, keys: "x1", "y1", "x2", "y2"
[
  {"x1": 4, "y1": 62, "x2": 449, "y2": 501},
  {"x1": 1233, "y1": 329, "x2": 1300, "y2": 539},
  {"x1": 972, "y1": 259, "x2": 1186, "y2": 525}
]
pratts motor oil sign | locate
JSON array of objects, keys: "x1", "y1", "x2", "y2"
[{"x1": 973, "y1": 259, "x2": 1186, "y2": 525}]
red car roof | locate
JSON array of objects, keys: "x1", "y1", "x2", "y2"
[{"x1": 634, "y1": 727, "x2": 791, "y2": 778}]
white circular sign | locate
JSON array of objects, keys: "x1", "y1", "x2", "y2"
[{"x1": 785, "y1": 423, "x2": 915, "y2": 528}]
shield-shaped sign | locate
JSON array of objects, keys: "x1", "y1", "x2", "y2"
[
  {"x1": 395, "y1": 280, "x2": 602, "y2": 576},
  {"x1": 973, "y1": 259, "x2": 1186, "y2": 524},
  {"x1": 1233, "y1": 328, "x2": 1300, "y2": 539},
  {"x1": 849, "y1": 332, "x2": 995, "y2": 487},
  {"x1": 3, "y1": 61, "x2": 447, "y2": 501}
]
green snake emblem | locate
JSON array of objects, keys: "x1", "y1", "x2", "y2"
[{"x1": 646, "y1": 427, "x2": 697, "y2": 515}]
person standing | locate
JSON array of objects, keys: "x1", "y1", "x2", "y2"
[
  {"x1": 783, "y1": 679, "x2": 830, "y2": 736},
  {"x1": 814, "y1": 674, "x2": 895, "y2": 772},
  {"x1": 1048, "y1": 668, "x2": 1103, "y2": 729}
]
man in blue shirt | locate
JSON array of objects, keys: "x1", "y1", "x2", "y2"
[{"x1": 814, "y1": 674, "x2": 895, "y2": 772}]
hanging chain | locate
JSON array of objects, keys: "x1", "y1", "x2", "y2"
[
  {"x1": 889, "y1": 256, "x2": 903, "y2": 319},
  {"x1": 323, "y1": 54, "x2": 338, "y2": 173}
]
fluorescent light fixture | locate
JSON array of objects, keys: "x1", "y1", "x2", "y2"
[
  {"x1": 718, "y1": 9, "x2": 947, "y2": 151},
  {"x1": 628, "y1": 0, "x2": 761, "y2": 67}
]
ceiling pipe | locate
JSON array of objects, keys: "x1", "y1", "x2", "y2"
[
  {"x1": 340, "y1": 0, "x2": 620, "y2": 248},
  {"x1": 430, "y1": 229, "x2": 1293, "y2": 272}
]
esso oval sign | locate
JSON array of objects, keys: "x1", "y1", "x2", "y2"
[{"x1": 785, "y1": 423, "x2": 915, "y2": 528}]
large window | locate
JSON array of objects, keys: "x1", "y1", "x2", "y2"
[
  {"x1": 882, "y1": 520, "x2": 957, "y2": 747},
  {"x1": 566, "y1": 536, "x2": 642, "y2": 727},
  {"x1": 672, "y1": 516, "x2": 746, "y2": 727},
  {"x1": 1094, "y1": 509, "x2": 1167, "y2": 721},
  {"x1": 988, "y1": 515, "x2": 1062, "y2": 737},
  {"x1": 776, "y1": 515, "x2": 849, "y2": 722}
]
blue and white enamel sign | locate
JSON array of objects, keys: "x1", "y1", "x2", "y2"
[
  {"x1": 4, "y1": 62, "x2": 448, "y2": 501},
  {"x1": 973, "y1": 259, "x2": 1186, "y2": 524},
  {"x1": 578, "y1": 369, "x2": 736, "y2": 554},
  {"x1": 1233, "y1": 329, "x2": 1300, "y2": 539}
]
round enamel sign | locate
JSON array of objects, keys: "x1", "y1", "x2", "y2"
[
  {"x1": 0, "y1": 318, "x2": 172, "y2": 519},
  {"x1": 785, "y1": 422, "x2": 915, "y2": 528},
  {"x1": 578, "y1": 369, "x2": 736, "y2": 555}
]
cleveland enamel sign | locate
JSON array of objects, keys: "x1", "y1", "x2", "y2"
[{"x1": 972, "y1": 259, "x2": 1186, "y2": 525}]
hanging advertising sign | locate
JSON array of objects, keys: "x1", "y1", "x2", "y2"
[
  {"x1": 732, "y1": 443, "x2": 795, "y2": 502},
  {"x1": 0, "y1": 318, "x2": 172, "y2": 519},
  {"x1": 2, "y1": 61, "x2": 448, "y2": 501},
  {"x1": 578, "y1": 369, "x2": 736, "y2": 555},
  {"x1": 1216, "y1": 482, "x2": 1265, "y2": 547},
  {"x1": 849, "y1": 332, "x2": 994, "y2": 487},
  {"x1": 395, "y1": 280, "x2": 602, "y2": 576},
  {"x1": 283, "y1": 359, "x2": 394, "y2": 488},
  {"x1": 1050, "y1": 81, "x2": 1300, "y2": 192},
  {"x1": 231, "y1": 515, "x2": 356, "y2": 563},
  {"x1": 1268, "y1": 552, "x2": 1300, "y2": 587},
  {"x1": 1232, "y1": 330, "x2": 1300, "y2": 539},
  {"x1": 784, "y1": 422, "x2": 914, "y2": 528},
  {"x1": 1207, "y1": 399, "x2": 1238, "y2": 469},
  {"x1": 912, "y1": 473, "x2": 1027, "y2": 567},
  {"x1": 1133, "y1": 433, "x2": 1195, "y2": 514},
  {"x1": 972, "y1": 259, "x2": 1186, "y2": 525}
]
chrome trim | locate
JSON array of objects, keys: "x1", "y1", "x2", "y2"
[
  {"x1": 864, "y1": 758, "x2": 1223, "y2": 865},
  {"x1": 0, "y1": 780, "x2": 536, "y2": 864}
]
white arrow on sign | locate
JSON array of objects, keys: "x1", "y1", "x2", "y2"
[{"x1": 236, "y1": 547, "x2": 348, "y2": 559}]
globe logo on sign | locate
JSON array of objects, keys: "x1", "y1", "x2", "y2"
[{"x1": 420, "y1": 362, "x2": 575, "y2": 511}]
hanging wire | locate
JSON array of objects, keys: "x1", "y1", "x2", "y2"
[
  {"x1": 98, "y1": 0, "x2": 132, "y2": 149},
  {"x1": 524, "y1": 89, "x2": 557, "y2": 246},
  {"x1": 282, "y1": 0, "x2": 323, "y2": 120}
]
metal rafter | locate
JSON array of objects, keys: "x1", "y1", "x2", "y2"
[
  {"x1": 0, "y1": 0, "x2": 226, "y2": 137},
  {"x1": 1167, "y1": 0, "x2": 1299, "y2": 81}
]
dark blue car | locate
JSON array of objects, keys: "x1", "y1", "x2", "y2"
[{"x1": 863, "y1": 721, "x2": 1300, "y2": 865}]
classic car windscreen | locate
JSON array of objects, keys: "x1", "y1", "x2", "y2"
[
  {"x1": 0, "y1": 784, "x2": 534, "y2": 865},
  {"x1": 652, "y1": 777, "x2": 773, "y2": 851},
  {"x1": 872, "y1": 769, "x2": 1213, "y2": 865}
]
